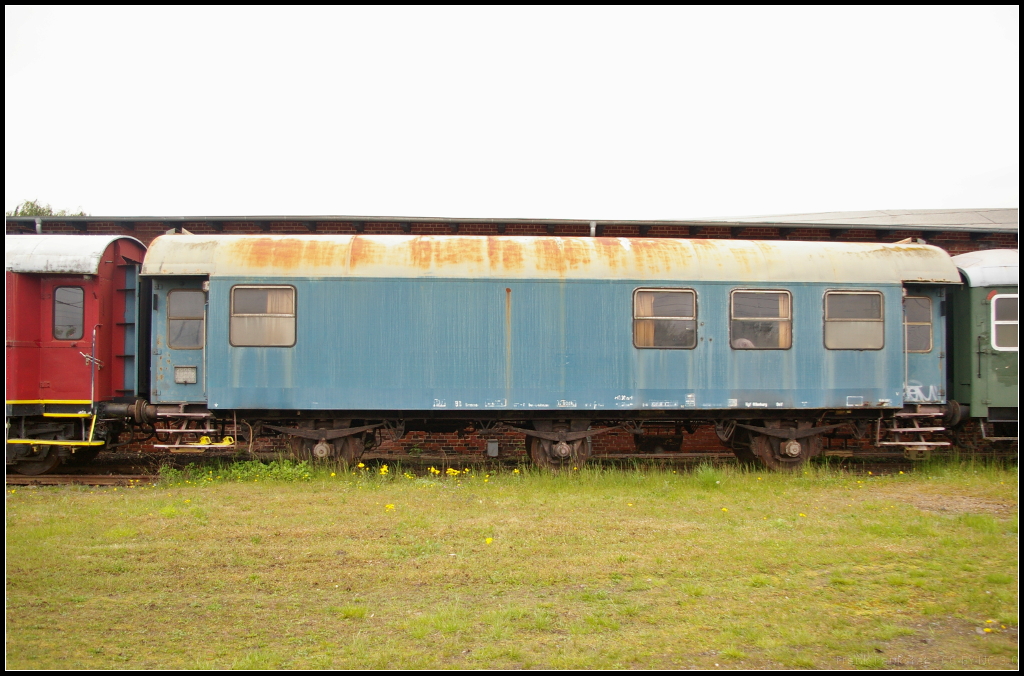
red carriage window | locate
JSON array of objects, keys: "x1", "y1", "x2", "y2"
[{"x1": 53, "y1": 286, "x2": 84, "y2": 340}]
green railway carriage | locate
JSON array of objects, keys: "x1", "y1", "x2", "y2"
[{"x1": 949, "y1": 250, "x2": 1018, "y2": 442}]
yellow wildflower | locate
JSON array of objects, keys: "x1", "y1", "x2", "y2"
[
  {"x1": 385, "y1": 504, "x2": 395, "y2": 511},
  {"x1": 721, "y1": 507, "x2": 728, "y2": 512},
  {"x1": 485, "y1": 537, "x2": 493, "y2": 545},
  {"x1": 380, "y1": 464, "x2": 389, "y2": 476}
]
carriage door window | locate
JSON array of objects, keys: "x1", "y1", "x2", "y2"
[
  {"x1": 53, "y1": 286, "x2": 84, "y2": 340},
  {"x1": 633, "y1": 289, "x2": 697, "y2": 348},
  {"x1": 991, "y1": 294, "x2": 1018, "y2": 351},
  {"x1": 824, "y1": 291, "x2": 883, "y2": 350},
  {"x1": 167, "y1": 290, "x2": 205, "y2": 349},
  {"x1": 230, "y1": 286, "x2": 296, "y2": 347},
  {"x1": 730, "y1": 290, "x2": 792, "y2": 349},
  {"x1": 903, "y1": 297, "x2": 932, "y2": 352}
]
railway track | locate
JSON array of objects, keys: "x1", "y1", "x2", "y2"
[{"x1": 6, "y1": 474, "x2": 158, "y2": 486}]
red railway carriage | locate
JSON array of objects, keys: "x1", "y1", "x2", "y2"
[{"x1": 6, "y1": 235, "x2": 146, "y2": 474}]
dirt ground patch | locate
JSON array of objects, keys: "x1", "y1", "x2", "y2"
[{"x1": 869, "y1": 488, "x2": 1017, "y2": 517}]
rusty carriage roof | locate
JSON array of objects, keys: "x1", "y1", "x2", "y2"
[{"x1": 140, "y1": 234, "x2": 961, "y2": 284}]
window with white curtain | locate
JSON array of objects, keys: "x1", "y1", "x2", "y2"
[
  {"x1": 991, "y1": 294, "x2": 1018, "y2": 351},
  {"x1": 230, "y1": 286, "x2": 296, "y2": 347},
  {"x1": 825, "y1": 291, "x2": 884, "y2": 350}
]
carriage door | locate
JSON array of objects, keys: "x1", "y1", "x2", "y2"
[
  {"x1": 152, "y1": 278, "x2": 207, "y2": 403},
  {"x1": 903, "y1": 285, "x2": 946, "y2": 404}
]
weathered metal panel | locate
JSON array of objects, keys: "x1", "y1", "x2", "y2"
[
  {"x1": 5, "y1": 234, "x2": 145, "y2": 275},
  {"x1": 150, "y1": 279, "x2": 207, "y2": 404},
  {"x1": 950, "y1": 283, "x2": 1018, "y2": 415},
  {"x1": 904, "y1": 286, "x2": 948, "y2": 404},
  {"x1": 952, "y1": 249, "x2": 1019, "y2": 287},
  {"x1": 204, "y1": 276, "x2": 909, "y2": 413},
  {"x1": 141, "y1": 235, "x2": 962, "y2": 285}
]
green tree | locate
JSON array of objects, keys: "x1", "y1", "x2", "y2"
[{"x1": 5, "y1": 199, "x2": 87, "y2": 217}]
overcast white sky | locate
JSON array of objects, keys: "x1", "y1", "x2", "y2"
[{"x1": 5, "y1": 6, "x2": 1019, "y2": 220}]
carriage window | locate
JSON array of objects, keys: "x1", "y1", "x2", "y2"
[
  {"x1": 53, "y1": 286, "x2": 84, "y2": 340},
  {"x1": 730, "y1": 290, "x2": 791, "y2": 349},
  {"x1": 992, "y1": 294, "x2": 1018, "y2": 351},
  {"x1": 231, "y1": 286, "x2": 296, "y2": 347},
  {"x1": 167, "y1": 290, "x2": 205, "y2": 349},
  {"x1": 824, "y1": 291, "x2": 883, "y2": 350},
  {"x1": 904, "y1": 296, "x2": 932, "y2": 353},
  {"x1": 633, "y1": 289, "x2": 697, "y2": 348}
]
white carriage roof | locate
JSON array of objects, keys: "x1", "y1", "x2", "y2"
[
  {"x1": 951, "y1": 249, "x2": 1019, "y2": 287},
  {"x1": 4, "y1": 234, "x2": 144, "y2": 275},
  {"x1": 141, "y1": 234, "x2": 961, "y2": 284}
]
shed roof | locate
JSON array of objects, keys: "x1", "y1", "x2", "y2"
[
  {"x1": 951, "y1": 249, "x2": 1019, "y2": 287},
  {"x1": 698, "y1": 208, "x2": 1017, "y2": 232},
  {"x1": 4, "y1": 234, "x2": 144, "y2": 275},
  {"x1": 5, "y1": 208, "x2": 1018, "y2": 238},
  {"x1": 140, "y1": 234, "x2": 961, "y2": 284}
]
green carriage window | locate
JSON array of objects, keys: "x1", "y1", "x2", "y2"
[
  {"x1": 824, "y1": 291, "x2": 883, "y2": 350},
  {"x1": 53, "y1": 286, "x2": 84, "y2": 340},
  {"x1": 633, "y1": 289, "x2": 697, "y2": 349},
  {"x1": 992, "y1": 294, "x2": 1018, "y2": 352},
  {"x1": 730, "y1": 290, "x2": 791, "y2": 349},
  {"x1": 167, "y1": 290, "x2": 205, "y2": 349},
  {"x1": 904, "y1": 297, "x2": 932, "y2": 353},
  {"x1": 230, "y1": 286, "x2": 296, "y2": 347}
]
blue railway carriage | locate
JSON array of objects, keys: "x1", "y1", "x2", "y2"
[{"x1": 131, "y1": 234, "x2": 962, "y2": 468}]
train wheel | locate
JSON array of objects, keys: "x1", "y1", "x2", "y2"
[
  {"x1": 9, "y1": 439, "x2": 63, "y2": 475},
  {"x1": 729, "y1": 429, "x2": 760, "y2": 465},
  {"x1": 528, "y1": 436, "x2": 591, "y2": 470},
  {"x1": 339, "y1": 436, "x2": 364, "y2": 466},
  {"x1": 749, "y1": 431, "x2": 821, "y2": 471}
]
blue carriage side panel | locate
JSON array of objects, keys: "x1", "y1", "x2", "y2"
[
  {"x1": 903, "y1": 285, "x2": 947, "y2": 404},
  {"x1": 150, "y1": 277, "x2": 208, "y2": 404},
  {"x1": 205, "y1": 277, "x2": 910, "y2": 413}
]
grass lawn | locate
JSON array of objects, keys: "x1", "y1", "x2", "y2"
[{"x1": 5, "y1": 459, "x2": 1018, "y2": 669}]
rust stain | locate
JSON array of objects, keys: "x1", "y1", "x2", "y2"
[
  {"x1": 408, "y1": 237, "x2": 486, "y2": 271},
  {"x1": 227, "y1": 237, "x2": 349, "y2": 272},
  {"x1": 505, "y1": 287, "x2": 512, "y2": 394},
  {"x1": 486, "y1": 237, "x2": 524, "y2": 274},
  {"x1": 629, "y1": 238, "x2": 691, "y2": 278},
  {"x1": 532, "y1": 238, "x2": 570, "y2": 275},
  {"x1": 348, "y1": 236, "x2": 389, "y2": 271}
]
